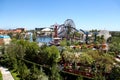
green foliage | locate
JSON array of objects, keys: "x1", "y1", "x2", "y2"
[
  {"x1": 87, "y1": 50, "x2": 115, "y2": 72},
  {"x1": 11, "y1": 70, "x2": 20, "y2": 80},
  {"x1": 60, "y1": 39, "x2": 67, "y2": 47},
  {"x1": 96, "y1": 35, "x2": 105, "y2": 44},
  {"x1": 109, "y1": 67, "x2": 120, "y2": 80},
  {"x1": 109, "y1": 37, "x2": 120, "y2": 55},
  {"x1": 25, "y1": 34, "x2": 30, "y2": 40},
  {"x1": 94, "y1": 74, "x2": 106, "y2": 80},
  {"x1": 2, "y1": 39, "x2": 61, "y2": 80},
  {"x1": 1, "y1": 32, "x2": 119, "y2": 80},
  {"x1": 80, "y1": 53, "x2": 94, "y2": 65},
  {"x1": 65, "y1": 46, "x2": 74, "y2": 52},
  {"x1": 87, "y1": 50, "x2": 100, "y2": 60},
  {"x1": 92, "y1": 53, "x2": 115, "y2": 73},
  {"x1": 25, "y1": 45, "x2": 61, "y2": 65},
  {"x1": 0, "y1": 46, "x2": 5, "y2": 54},
  {"x1": 62, "y1": 51, "x2": 74, "y2": 62},
  {"x1": 110, "y1": 31, "x2": 120, "y2": 37},
  {"x1": 14, "y1": 33, "x2": 24, "y2": 40},
  {"x1": 62, "y1": 50, "x2": 94, "y2": 65},
  {"x1": 90, "y1": 29, "x2": 98, "y2": 32},
  {"x1": 66, "y1": 41, "x2": 71, "y2": 46},
  {"x1": 74, "y1": 32, "x2": 81, "y2": 38},
  {"x1": 32, "y1": 31, "x2": 37, "y2": 41},
  {"x1": 107, "y1": 52, "x2": 115, "y2": 56},
  {"x1": 43, "y1": 46, "x2": 60, "y2": 65},
  {"x1": 24, "y1": 41, "x2": 39, "y2": 61},
  {"x1": 7, "y1": 32, "x2": 14, "y2": 39},
  {"x1": 6, "y1": 39, "x2": 39, "y2": 60},
  {"x1": 81, "y1": 44, "x2": 87, "y2": 50},
  {"x1": 50, "y1": 64, "x2": 62, "y2": 80},
  {"x1": 17, "y1": 61, "x2": 30, "y2": 80},
  {"x1": 30, "y1": 65, "x2": 48, "y2": 80},
  {"x1": 0, "y1": 71, "x2": 2, "y2": 80},
  {"x1": 76, "y1": 76, "x2": 83, "y2": 80}
]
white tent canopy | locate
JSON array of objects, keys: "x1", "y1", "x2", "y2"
[{"x1": 41, "y1": 28, "x2": 52, "y2": 32}]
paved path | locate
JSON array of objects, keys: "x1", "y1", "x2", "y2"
[{"x1": 0, "y1": 67, "x2": 14, "y2": 80}]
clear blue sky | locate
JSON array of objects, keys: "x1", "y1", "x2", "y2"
[{"x1": 0, "y1": 0, "x2": 120, "y2": 31}]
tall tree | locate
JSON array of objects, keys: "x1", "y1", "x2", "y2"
[{"x1": 32, "y1": 31, "x2": 37, "y2": 41}]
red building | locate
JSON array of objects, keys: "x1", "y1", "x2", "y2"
[{"x1": 0, "y1": 28, "x2": 26, "y2": 34}]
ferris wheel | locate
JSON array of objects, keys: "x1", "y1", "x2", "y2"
[{"x1": 57, "y1": 19, "x2": 78, "y2": 37}]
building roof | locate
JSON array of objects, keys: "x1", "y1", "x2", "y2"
[
  {"x1": 0, "y1": 35, "x2": 10, "y2": 39},
  {"x1": 41, "y1": 28, "x2": 52, "y2": 31}
]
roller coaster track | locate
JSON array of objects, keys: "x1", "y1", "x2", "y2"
[{"x1": 57, "y1": 19, "x2": 78, "y2": 37}]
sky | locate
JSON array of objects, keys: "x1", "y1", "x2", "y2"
[{"x1": 0, "y1": 0, "x2": 120, "y2": 31}]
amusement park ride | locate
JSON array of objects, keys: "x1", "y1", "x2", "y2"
[
  {"x1": 49, "y1": 24, "x2": 61, "y2": 46},
  {"x1": 49, "y1": 19, "x2": 111, "y2": 49},
  {"x1": 48, "y1": 19, "x2": 112, "y2": 78},
  {"x1": 49, "y1": 19, "x2": 78, "y2": 45}
]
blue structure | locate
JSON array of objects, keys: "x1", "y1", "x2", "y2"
[
  {"x1": 0, "y1": 35, "x2": 11, "y2": 45},
  {"x1": 0, "y1": 35, "x2": 10, "y2": 39}
]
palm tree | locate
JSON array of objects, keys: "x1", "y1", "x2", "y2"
[
  {"x1": 32, "y1": 31, "x2": 37, "y2": 41},
  {"x1": 66, "y1": 25, "x2": 72, "y2": 40}
]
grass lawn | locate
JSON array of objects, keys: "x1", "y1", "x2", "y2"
[
  {"x1": 10, "y1": 70, "x2": 20, "y2": 80},
  {"x1": 0, "y1": 71, "x2": 2, "y2": 80}
]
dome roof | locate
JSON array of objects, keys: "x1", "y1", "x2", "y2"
[{"x1": 98, "y1": 30, "x2": 111, "y2": 40}]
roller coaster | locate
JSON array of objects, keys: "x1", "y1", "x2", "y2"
[
  {"x1": 49, "y1": 19, "x2": 111, "y2": 45},
  {"x1": 52, "y1": 19, "x2": 78, "y2": 38}
]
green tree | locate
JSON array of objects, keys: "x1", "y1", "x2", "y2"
[
  {"x1": 50, "y1": 64, "x2": 62, "y2": 80},
  {"x1": 25, "y1": 34, "x2": 30, "y2": 40},
  {"x1": 7, "y1": 32, "x2": 14, "y2": 39},
  {"x1": 79, "y1": 53, "x2": 94, "y2": 65},
  {"x1": 76, "y1": 76, "x2": 83, "y2": 80},
  {"x1": 60, "y1": 39, "x2": 67, "y2": 47},
  {"x1": 17, "y1": 60, "x2": 30, "y2": 80},
  {"x1": 109, "y1": 67, "x2": 120, "y2": 80},
  {"x1": 46, "y1": 46, "x2": 60, "y2": 65},
  {"x1": 67, "y1": 26, "x2": 71, "y2": 40},
  {"x1": 30, "y1": 65, "x2": 48, "y2": 80},
  {"x1": 24, "y1": 41, "x2": 39, "y2": 61},
  {"x1": 33, "y1": 45, "x2": 60, "y2": 66},
  {"x1": 5, "y1": 43, "x2": 18, "y2": 68},
  {"x1": 32, "y1": 31, "x2": 37, "y2": 41}
]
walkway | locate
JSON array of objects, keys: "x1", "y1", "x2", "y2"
[{"x1": 0, "y1": 67, "x2": 14, "y2": 80}]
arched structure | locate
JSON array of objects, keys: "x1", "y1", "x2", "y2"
[
  {"x1": 57, "y1": 19, "x2": 78, "y2": 38},
  {"x1": 64, "y1": 19, "x2": 76, "y2": 28},
  {"x1": 98, "y1": 30, "x2": 111, "y2": 41}
]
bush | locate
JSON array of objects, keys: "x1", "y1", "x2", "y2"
[
  {"x1": 109, "y1": 67, "x2": 120, "y2": 80},
  {"x1": 0, "y1": 71, "x2": 2, "y2": 80}
]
